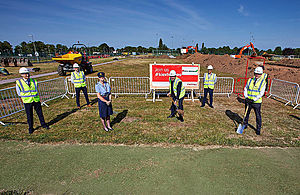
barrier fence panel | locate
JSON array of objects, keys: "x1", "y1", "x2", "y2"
[
  {"x1": 109, "y1": 77, "x2": 151, "y2": 97},
  {"x1": 196, "y1": 77, "x2": 235, "y2": 97},
  {"x1": 66, "y1": 77, "x2": 151, "y2": 97},
  {"x1": 0, "y1": 77, "x2": 68, "y2": 125},
  {"x1": 0, "y1": 87, "x2": 24, "y2": 125},
  {"x1": 65, "y1": 76, "x2": 100, "y2": 96},
  {"x1": 39, "y1": 77, "x2": 69, "y2": 106},
  {"x1": 268, "y1": 78, "x2": 299, "y2": 106},
  {"x1": 294, "y1": 89, "x2": 300, "y2": 109}
]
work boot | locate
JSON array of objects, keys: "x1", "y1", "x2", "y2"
[
  {"x1": 255, "y1": 130, "x2": 261, "y2": 135},
  {"x1": 167, "y1": 114, "x2": 175, "y2": 118},
  {"x1": 178, "y1": 116, "x2": 184, "y2": 122},
  {"x1": 28, "y1": 129, "x2": 34, "y2": 134},
  {"x1": 200, "y1": 104, "x2": 205, "y2": 107},
  {"x1": 209, "y1": 104, "x2": 214, "y2": 108}
]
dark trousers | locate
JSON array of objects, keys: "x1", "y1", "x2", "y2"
[
  {"x1": 75, "y1": 86, "x2": 90, "y2": 107},
  {"x1": 202, "y1": 88, "x2": 213, "y2": 106},
  {"x1": 243, "y1": 103, "x2": 262, "y2": 132},
  {"x1": 24, "y1": 101, "x2": 47, "y2": 132},
  {"x1": 170, "y1": 97, "x2": 184, "y2": 115}
]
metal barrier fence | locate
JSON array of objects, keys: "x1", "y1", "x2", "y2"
[
  {"x1": 66, "y1": 77, "x2": 151, "y2": 98},
  {"x1": 196, "y1": 77, "x2": 234, "y2": 97},
  {"x1": 109, "y1": 77, "x2": 151, "y2": 97},
  {"x1": 268, "y1": 78, "x2": 299, "y2": 107},
  {"x1": 0, "y1": 77, "x2": 68, "y2": 125},
  {"x1": 65, "y1": 76, "x2": 101, "y2": 96},
  {"x1": 295, "y1": 90, "x2": 300, "y2": 109}
]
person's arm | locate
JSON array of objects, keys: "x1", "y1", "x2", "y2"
[
  {"x1": 176, "y1": 82, "x2": 182, "y2": 100},
  {"x1": 214, "y1": 75, "x2": 217, "y2": 84},
  {"x1": 97, "y1": 93, "x2": 109, "y2": 103},
  {"x1": 16, "y1": 83, "x2": 21, "y2": 96},
  {"x1": 83, "y1": 73, "x2": 86, "y2": 83},
  {"x1": 254, "y1": 84, "x2": 266, "y2": 102},
  {"x1": 70, "y1": 73, "x2": 74, "y2": 84}
]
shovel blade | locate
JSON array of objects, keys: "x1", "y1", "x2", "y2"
[{"x1": 236, "y1": 124, "x2": 245, "y2": 134}]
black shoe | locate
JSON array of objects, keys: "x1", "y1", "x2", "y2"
[
  {"x1": 167, "y1": 114, "x2": 175, "y2": 118},
  {"x1": 209, "y1": 104, "x2": 214, "y2": 108},
  {"x1": 43, "y1": 126, "x2": 50, "y2": 130},
  {"x1": 29, "y1": 130, "x2": 33, "y2": 134},
  {"x1": 179, "y1": 117, "x2": 184, "y2": 122},
  {"x1": 255, "y1": 131, "x2": 261, "y2": 135},
  {"x1": 108, "y1": 127, "x2": 114, "y2": 131}
]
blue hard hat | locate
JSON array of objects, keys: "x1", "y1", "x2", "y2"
[{"x1": 97, "y1": 72, "x2": 105, "y2": 78}]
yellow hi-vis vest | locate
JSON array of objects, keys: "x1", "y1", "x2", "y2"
[
  {"x1": 246, "y1": 74, "x2": 267, "y2": 104},
  {"x1": 16, "y1": 79, "x2": 40, "y2": 103},
  {"x1": 204, "y1": 73, "x2": 216, "y2": 89},
  {"x1": 72, "y1": 71, "x2": 86, "y2": 88},
  {"x1": 169, "y1": 77, "x2": 185, "y2": 99}
]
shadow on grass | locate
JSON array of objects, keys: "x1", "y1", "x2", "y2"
[
  {"x1": 111, "y1": 109, "x2": 128, "y2": 127},
  {"x1": 290, "y1": 114, "x2": 300, "y2": 121},
  {"x1": 225, "y1": 110, "x2": 255, "y2": 131},
  {"x1": 45, "y1": 108, "x2": 80, "y2": 127}
]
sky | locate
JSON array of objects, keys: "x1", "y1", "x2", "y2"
[{"x1": 0, "y1": 0, "x2": 299, "y2": 50}]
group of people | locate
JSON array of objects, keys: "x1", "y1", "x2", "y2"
[
  {"x1": 16, "y1": 64, "x2": 113, "y2": 134},
  {"x1": 166, "y1": 65, "x2": 268, "y2": 135},
  {"x1": 16, "y1": 63, "x2": 268, "y2": 136}
]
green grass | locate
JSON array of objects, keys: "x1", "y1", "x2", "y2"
[
  {"x1": 0, "y1": 141, "x2": 299, "y2": 194},
  {"x1": 0, "y1": 58, "x2": 299, "y2": 147}
]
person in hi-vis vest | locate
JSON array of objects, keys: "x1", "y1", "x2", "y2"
[
  {"x1": 71, "y1": 63, "x2": 91, "y2": 108},
  {"x1": 243, "y1": 67, "x2": 267, "y2": 135},
  {"x1": 201, "y1": 65, "x2": 217, "y2": 108},
  {"x1": 167, "y1": 70, "x2": 185, "y2": 122},
  {"x1": 16, "y1": 67, "x2": 49, "y2": 134}
]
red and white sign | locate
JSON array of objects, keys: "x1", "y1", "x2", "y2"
[{"x1": 150, "y1": 63, "x2": 200, "y2": 89}]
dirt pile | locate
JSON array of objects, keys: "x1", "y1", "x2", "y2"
[{"x1": 184, "y1": 53, "x2": 300, "y2": 83}]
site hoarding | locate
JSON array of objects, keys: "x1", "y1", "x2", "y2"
[{"x1": 150, "y1": 63, "x2": 200, "y2": 89}]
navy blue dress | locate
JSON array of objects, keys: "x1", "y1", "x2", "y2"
[{"x1": 95, "y1": 81, "x2": 113, "y2": 118}]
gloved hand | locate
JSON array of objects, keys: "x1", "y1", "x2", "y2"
[{"x1": 246, "y1": 98, "x2": 254, "y2": 104}]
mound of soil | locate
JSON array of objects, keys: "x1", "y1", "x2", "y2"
[{"x1": 184, "y1": 53, "x2": 300, "y2": 83}]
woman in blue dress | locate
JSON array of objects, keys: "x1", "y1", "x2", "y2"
[{"x1": 95, "y1": 72, "x2": 113, "y2": 131}]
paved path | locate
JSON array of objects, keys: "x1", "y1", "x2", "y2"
[{"x1": 0, "y1": 59, "x2": 124, "y2": 85}]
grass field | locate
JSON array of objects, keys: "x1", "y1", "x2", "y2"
[
  {"x1": 0, "y1": 58, "x2": 299, "y2": 147},
  {"x1": 0, "y1": 141, "x2": 299, "y2": 194},
  {"x1": 0, "y1": 57, "x2": 299, "y2": 194}
]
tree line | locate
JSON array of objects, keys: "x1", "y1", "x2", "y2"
[{"x1": 0, "y1": 39, "x2": 299, "y2": 56}]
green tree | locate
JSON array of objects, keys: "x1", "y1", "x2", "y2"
[{"x1": 274, "y1": 46, "x2": 282, "y2": 55}]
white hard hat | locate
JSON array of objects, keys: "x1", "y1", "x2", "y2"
[
  {"x1": 169, "y1": 70, "x2": 176, "y2": 77},
  {"x1": 254, "y1": 67, "x2": 263, "y2": 74},
  {"x1": 19, "y1": 67, "x2": 30, "y2": 74},
  {"x1": 73, "y1": 63, "x2": 79, "y2": 68},
  {"x1": 207, "y1": 65, "x2": 213, "y2": 70}
]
